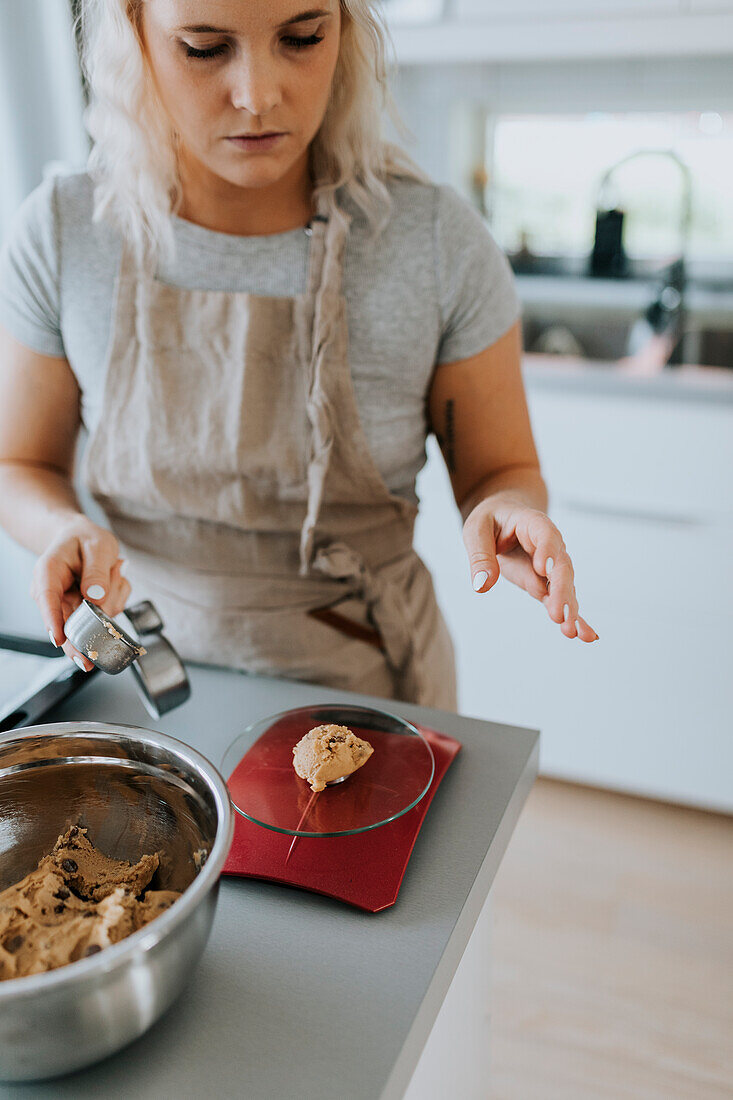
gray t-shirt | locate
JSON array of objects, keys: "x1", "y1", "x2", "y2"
[{"x1": 0, "y1": 169, "x2": 519, "y2": 502}]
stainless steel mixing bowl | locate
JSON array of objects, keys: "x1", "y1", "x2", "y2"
[{"x1": 0, "y1": 722, "x2": 233, "y2": 1082}]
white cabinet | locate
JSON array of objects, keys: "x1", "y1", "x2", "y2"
[
  {"x1": 390, "y1": 0, "x2": 733, "y2": 61},
  {"x1": 414, "y1": 376, "x2": 733, "y2": 812},
  {"x1": 519, "y1": 384, "x2": 733, "y2": 522},
  {"x1": 455, "y1": 0, "x2": 681, "y2": 15}
]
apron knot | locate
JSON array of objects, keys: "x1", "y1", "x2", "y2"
[{"x1": 311, "y1": 541, "x2": 422, "y2": 699}]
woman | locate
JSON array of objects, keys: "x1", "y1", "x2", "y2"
[{"x1": 0, "y1": 0, "x2": 596, "y2": 713}]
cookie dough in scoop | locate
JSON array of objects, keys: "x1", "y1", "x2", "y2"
[{"x1": 293, "y1": 724, "x2": 374, "y2": 793}]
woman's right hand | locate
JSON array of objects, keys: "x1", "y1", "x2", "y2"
[{"x1": 31, "y1": 516, "x2": 131, "y2": 671}]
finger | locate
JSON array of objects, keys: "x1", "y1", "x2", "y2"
[
  {"x1": 497, "y1": 548, "x2": 548, "y2": 601},
  {"x1": 543, "y1": 590, "x2": 580, "y2": 633},
  {"x1": 79, "y1": 532, "x2": 120, "y2": 604},
  {"x1": 542, "y1": 586, "x2": 579, "y2": 638},
  {"x1": 531, "y1": 530, "x2": 566, "y2": 582},
  {"x1": 507, "y1": 510, "x2": 563, "y2": 578},
  {"x1": 510, "y1": 513, "x2": 579, "y2": 627},
  {"x1": 560, "y1": 610, "x2": 579, "y2": 640},
  {"x1": 544, "y1": 552, "x2": 576, "y2": 623},
  {"x1": 576, "y1": 615, "x2": 599, "y2": 643},
  {"x1": 31, "y1": 557, "x2": 73, "y2": 646},
  {"x1": 462, "y1": 507, "x2": 500, "y2": 593},
  {"x1": 57, "y1": 591, "x2": 92, "y2": 669},
  {"x1": 61, "y1": 639, "x2": 94, "y2": 672},
  {"x1": 35, "y1": 588, "x2": 67, "y2": 648},
  {"x1": 542, "y1": 592, "x2": 587, "y2": 640},
  {"x1": 101, "y1": 560, "x2": 132, "y2": 618}
]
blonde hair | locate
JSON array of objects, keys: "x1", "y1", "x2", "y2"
[{"x1": 80, "y1": 0, "x2": 426, "y2": 259}]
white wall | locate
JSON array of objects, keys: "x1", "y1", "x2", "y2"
[
  {"x1": 0, "y1": 0, "x2": 87, "y2": 636},
  {"x1": 0, "y1": 0, "x2": 87, "y2": 240},
  {"x1": 390, "y1": 54, "x2": 733, "y2": 188}
]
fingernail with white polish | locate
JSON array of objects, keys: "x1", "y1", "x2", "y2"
[
  {"x1": 86, "y1": 584, "x2": 106, "y2": 600},
  {"x1": 73, "y1": 656, "x2": 88, "y2": 672},
  {"x1": 48, "y1": 629, "x2": 59, "y2": 648},
  {"x1": 563, "y1": 603, "x2": 571, "y2": 622},
  {"x1": 545, "y1": 556, "x2": 554, "y2": 576},
  {"x1": 473, "y1": 571, "x2": 489, "y2": 592}
]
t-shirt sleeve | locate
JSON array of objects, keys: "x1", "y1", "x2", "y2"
[
  {"x1": 0, "y1": 175, "x2": 65, "y2": 358},
  {"x1": 434, "y1": 184, "x2": 520, "y2": 366}
]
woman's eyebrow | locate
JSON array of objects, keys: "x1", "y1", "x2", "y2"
[
  {"x1": 179, "y1": 11, "x2": 332, "y2": 35},
  {"x1": 179, "y1": 25, "x2": 231, "y2": 34}
]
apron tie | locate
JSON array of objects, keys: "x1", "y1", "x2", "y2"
[{"x1": 312, "y1": 541, "x2": 422, "y2": 700}]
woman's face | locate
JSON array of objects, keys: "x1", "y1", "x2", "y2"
[{"x1": 141, "y1": 0, "x2": 341, "y2": 191}]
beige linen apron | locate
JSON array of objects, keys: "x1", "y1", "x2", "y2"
[{"x1": 81, "y1": 198, "x2": 457, "y2": 710}]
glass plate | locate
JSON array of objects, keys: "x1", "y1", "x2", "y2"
[{"x1": 221, "y1": 703, "x2": 435, "y2": 838}]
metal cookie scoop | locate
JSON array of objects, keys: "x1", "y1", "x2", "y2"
[
  {"x1": 65, "y1": 599, "x2": 146, "y2": 674},
  {"x1": 65, "y1": 599, "x2": 190, "y2": 718}
]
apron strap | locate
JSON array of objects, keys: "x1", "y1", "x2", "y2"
[
  {"x1": 299, "y1": 195, "x2": 352, "y2": 574},
  {"x1": 119, "y1": 240, "x2": 159, "y2": 352}
]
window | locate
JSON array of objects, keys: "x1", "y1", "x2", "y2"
[{"x1": 488, "y1": 112, "x2": 733, "y2": 266}]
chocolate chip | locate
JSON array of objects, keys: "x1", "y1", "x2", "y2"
[
  {"x1": 4, "y1": 934, "x2": 24, "y2": 953},
  {"x1": 83, "y1": 911, "x2": 94, "y2": 918},
  {"x1": 69, "y1": 826, "x2": 79, "y2": 837},
  {"x1": 61, "y1": 858, "x2": 78, "y2": 874},
  {"x1": 54, "y1": 888, "x2": 70, "y2": 900},
  {"x1": 84, "y1": 944, "x2": 102, "y2": 957},
  {"x1": 54, "y1": 903, "x2": 66, "y2": 914}
]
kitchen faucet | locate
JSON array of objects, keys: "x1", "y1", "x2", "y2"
[{"x1": 591, "y1": 149, "x2": 693, "y2": 366}]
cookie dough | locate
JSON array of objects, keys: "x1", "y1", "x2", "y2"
[
  {"x1": 293, "y1": 724, "x2": 374, "y2": 793},
  {"x1": 0, "y1": 826, "x2": 181, "y2": 982},
  {"x1": 100, "y1": 619, "x2": 146, "y2": 656}
]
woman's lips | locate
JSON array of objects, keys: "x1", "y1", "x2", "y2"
[{"x1": 225, "y1": 133, "x2": 285, "y2": 152}]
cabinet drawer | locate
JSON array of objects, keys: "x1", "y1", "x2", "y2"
[
  {"x1": 455, "y1": 577, "x2": 733, "y2": 813},
  {"x1": 527, "y1": 388, "x2": 733, "y2": 519},
  {"x1": 550, "y1": 504, "x2": 733, "y2": 619}
]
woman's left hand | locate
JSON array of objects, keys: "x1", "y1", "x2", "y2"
[{"x1": 462, "y1": 497, "x2": 598, "y2": 642}]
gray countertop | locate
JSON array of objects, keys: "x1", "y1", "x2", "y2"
[{"x1": 0, "y1": 664, "x2": 538, "y2": 1100}]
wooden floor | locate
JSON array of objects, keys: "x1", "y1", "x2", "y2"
[{"x1": 488, "y1": 779, "x2": 733, "y2": 1100}]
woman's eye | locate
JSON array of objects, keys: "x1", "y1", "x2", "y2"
[
  {"x1": 281, "y1": 34, "x2": 324, "y2": 50},
  {"x1": 182, "y1": 34, "x2": 323, "y2": 60},
  {"x1": 185, "y1": 43, "x2": 228, "y2": 60}
]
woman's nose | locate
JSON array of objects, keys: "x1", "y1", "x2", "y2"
[{"x1": 229, "y1": 56, "x2": 282, "y2": 117}]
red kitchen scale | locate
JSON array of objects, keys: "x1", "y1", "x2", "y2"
[{"x1": 221, "y1": 703, "x2": 461, "y2": 912}]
